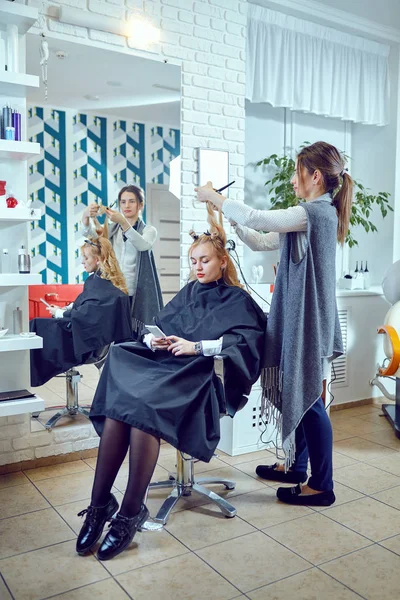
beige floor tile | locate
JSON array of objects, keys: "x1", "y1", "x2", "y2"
[
  {"x1": 360, "y1": 429, "x2": 400, "y2": 451},
  {"x1": 324, "y1": 496, "x2": 400, "y2": 541},
  {"x1": 24, "y1": 460, "x2": 92, "y2": 482},
  {"x1": 334, "y1": 437, "x2": 398, "y2": 462},
  {"x1": 0, "y1": 577, "x2": 12, "y2": 600},
  {"x1": 225, "y1": 487, "x2": 312, "y2": 530},
  {"x1": 0, "y1": 471, "x2": 29, "y2": 490},
  {"x1": 359, "y1": 411, "x2": 389, "y2": 425},
  {"x1": 197, "y1": 530, "x2": 310, "y2": 592},
  {"x1": 321, "y1": 544, "x2": 400, "y2": 600},
  {"x1": 380, "y1": 534, "x2": 400, "y2": 556},
  {"x1": 312, "y1": 481, "x2": 364, "y2": 512},
  {"x1": 82, "y1": 457, "x2": 97, "y2": 469},
  {"x1": 216, "y1": 448, "x2": 275, "y2": 467},
  {"x1": 55, "y1": 492, "x2": 123, "y2": 535},
  {"x1": 247, "y1": 567, "x2": 363, "y2": 600},
  {"x1": 372, "y1": 485, "x2": 400, "y2": 510},
  {"x1": 195, "y1": 465, "x2": 269, "y2": 498},
  {"x1": 116, "y1": 552, "x2": 238, "y2": 600},
  {"x1": 157, "y1": 452, "x2": 226, "y2": 474},
  {"x1": 334, "y1": 462, "x2": 400, "y2": 495},
  {"x1": 331, "y1": 405, "x2": 381, "y2": 418},
  {"x1": 367, "y1": 453, "x2": 400, "y2": 477},
  {"x1": 33, "y1": 471, "x2": 100, "y2": 506},
  {"x1": 332, "y1": 417, "x2": 389, "y2": 436},
  {"x1": 165, "y1": 502, "x2": 255, "y2": 550},
  {"x1": 0, "y1": 507, "x2": 75, "y2": 559},
  {"x1": 332, "y1": 428, "x2": 354, "y2": 443},
  {"x1": 332, "y1": 451, "x2": 359, "y2": 470},
  {"x1": 264, "y1": 512, "x2": 371, "y2": 565},
  {"x1": 0, "y1": 540, "x2": 109, "y2": 600},
  {"x1": 98, "y1": 528, "x2": 189, "y2": 576},
  {"x1": 0, "y1": 483, "x2": 49, "y2": 519},
  {"x1": 48, "y1": 578, "x2": 130, "y2": 600},
  {"x1": 231, "y1": 458, "x2": 277, "y2": 483}
]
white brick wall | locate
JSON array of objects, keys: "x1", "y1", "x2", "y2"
[{"x1": 0, "y1": 0, "x2": 247, "y2": 467}]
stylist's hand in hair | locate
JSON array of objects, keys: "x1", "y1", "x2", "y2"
[
  {"x1": 195, "y1": 181, "x2": 226, "y2": 211},
  {"x1": 166, "y1": 336, "x2": 197, "y2": 356},
  {"x1": 105, "y1": 208, "x2": 130, "y2": 230},
  {"x1": 46, "y1": 305, "x2": 58, "y2": 317},
  {"x1": 84, "y1": 203, "x2": 100, "y2": 218}
]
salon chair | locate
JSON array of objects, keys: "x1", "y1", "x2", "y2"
[
  {"x1": 33, "y1": 345, "x2": 110, "y2": 431},
  {"x1": 370, "y1": 300, "x2": 400, "y2": 438},
  {"x1": 148, "y1": 355, "x2": 249, "y2": 525}
]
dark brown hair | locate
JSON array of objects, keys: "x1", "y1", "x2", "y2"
[
  {"x1": 118, "y1": 184, "x2": 145, "y2": 208},
  {"x1": 297, "y1": 141, "x2": 353, "y2": 245}
]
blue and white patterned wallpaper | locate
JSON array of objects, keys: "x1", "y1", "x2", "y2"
[{"x1": 28, "y1": 106, "x2": 180, "y2": 284}]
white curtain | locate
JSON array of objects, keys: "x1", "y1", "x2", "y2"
[{"x1": 247, "y1": 5, "x2": 390, "y2": 126}]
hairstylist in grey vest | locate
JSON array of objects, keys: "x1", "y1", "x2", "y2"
[
  {"x1": 82, "y1": 185, "x2": 163, "y2": 338},
  {"x1": 196, "y1": 141, "x2": 352, "y2": 507}
]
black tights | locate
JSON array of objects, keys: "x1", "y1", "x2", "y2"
[{"x1": 91, "y1": 417, "x2": 160, "y2": 517}]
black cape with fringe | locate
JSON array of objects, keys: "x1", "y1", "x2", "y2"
[
  {"x1": 30, "y1": 272, "x2": 132, "y2": 387},
  {"x1": 89, "y1": 279, "x2": 266, "y2": 462}
]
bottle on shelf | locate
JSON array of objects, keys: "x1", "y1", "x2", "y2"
[
  {"x1": 1, "y1": 105, "x2": 22, "y2": 141},
  {"x1": 1, "y1": 249, "x2": 10, "y2": 273},
  {"x1": 18, "y1": 245, "x2": 31, "y2": 274},
  {"x1": 13, "y1": 306, "x2": 22, "y2": 335}
]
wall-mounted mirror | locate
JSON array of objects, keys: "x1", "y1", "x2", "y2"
[{"x1": 26, "y1": 35, "x2": 181, "y2": 304}]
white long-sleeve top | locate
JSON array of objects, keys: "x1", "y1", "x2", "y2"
[
  {"x1": 143, "y1": 333, "x2": 223, "y2": 356},
  {"x1": 81, "y1": 220, "x2": 157, "y2": 296}
]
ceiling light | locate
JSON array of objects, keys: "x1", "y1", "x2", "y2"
[
  {"x1": 84, "y1": 94, "x2": 100, "y2": 101},
  {"x1": 107, "y1": 81, "x2": 122, "y2": 87},
  {"x1": 125, "y1": 17, "x2": 160, "y2": 45}
]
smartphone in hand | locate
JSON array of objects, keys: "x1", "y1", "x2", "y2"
[{"x1": 145, "y1": 325, "x2": 172, "y2": 345}]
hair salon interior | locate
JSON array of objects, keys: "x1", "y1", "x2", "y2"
[{"x1": 0, "y1": 0, "x2": 400, "y2": 598}]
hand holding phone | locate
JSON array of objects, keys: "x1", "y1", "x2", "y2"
[{"x1": 145, "y1": 325, "x2": 172, "y2": 347}]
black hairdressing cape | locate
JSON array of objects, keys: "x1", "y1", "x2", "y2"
[
  {"x1": 90, "y1": 279, "x2": 266, "y2": 462},
  {"x1": 30, "y1": 272, "x2": 132, "y2": 387}
]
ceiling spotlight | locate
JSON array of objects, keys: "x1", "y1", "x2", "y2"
[
  {"x1": 55, "y1": 50, "x2": 68, "y2": 59},
  {"x1": 107, "y1": 81, "x2": 122, "y2": 87},
  {"x1": 84, "y1": 94, "x2": 100, "y2": 101}
]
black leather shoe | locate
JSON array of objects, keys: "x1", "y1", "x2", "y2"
[
  {"x1": 76, "y1": 494, "x2": 119, "y2": 555},
  {"x1": 97, "y1": 504, "x2": 149, "y2": 561},
  {"x1": 256, "y1": 463, "x2": 307, "y2": 484},
  {"x1": 276, "y1": 484, "x2": 336, "y2": 506}
]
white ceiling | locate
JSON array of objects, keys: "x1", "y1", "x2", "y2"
[{"x1": 26, "y1": 34, "x2": 181, "y2": 127}]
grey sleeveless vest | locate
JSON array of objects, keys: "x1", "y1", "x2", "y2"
[{"x1": 261, "y1": 195, "x2": 343, "y2": 466}]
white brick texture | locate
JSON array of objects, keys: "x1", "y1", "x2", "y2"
[{"x1": 0, "y1": 0, "x2": 247, "y2": 467}]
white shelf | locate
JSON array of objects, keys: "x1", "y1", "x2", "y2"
[
  {"x1": 0, "y1": 71, "x2": 39, "y2": 97},
  {"x1": 0, "y1": 140, "x2": 41, "y2": 160},
  {"x1": 336, "y1": 285, "x2": 384, "y2": 298},
  {"x1": 0, "y1": 394, "x2": 45, "y2": 418},
  {"x1": 0, "y1": 274, "x2": 42, "y2": 287},
  {"x1": 0, "y1": 334, "x2": 43, "y2": 352},
  {"x1": 0, "y1": 207, "x2": 42, "y2": 222},
  {"x1": 0, "y1": 1, "x2": 38, "y2": 35}
]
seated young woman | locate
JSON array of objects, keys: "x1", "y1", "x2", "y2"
[
  {"x1": 76, "y1": 204, "x2": 266, "y2": 562},
  {"x1": 30, "y1": 237, "x2": 132, "y2": 387}
]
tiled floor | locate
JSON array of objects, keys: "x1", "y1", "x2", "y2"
[{"x1": 1, "y1": 402, "x2": 400, "y2": 599}]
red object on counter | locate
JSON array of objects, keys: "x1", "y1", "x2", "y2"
[
  {"x1": 6, "y1": 193, "x2": 18, "y2": 208},
  {"x1": 29, "y1": 284, "x2": 84, "y2": 320},
  {"x1": 0, "y1": 181, "x2": 6, "y2": 196}
]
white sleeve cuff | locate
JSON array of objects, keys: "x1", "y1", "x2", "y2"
[
  {"x1": 54, "y1": 308, "x2": 65, "y2": 319},
  {"x1": 202, "y1": 337, "x2": 223, "y2": 356},
  {"x1": 143, "y1": 332, "x2": 155, "y2": 351}
]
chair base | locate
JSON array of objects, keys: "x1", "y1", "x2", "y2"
[
  {"x1": 148, "y1": 456, "x2": 237, "y2": 525},
  {"x1": 44, "y1": 405, "x2": 91, "y2": 430}
]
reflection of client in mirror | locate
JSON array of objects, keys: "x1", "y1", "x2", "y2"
[
  {"x1": 75, "y1": 204, "x2": 266, "y2": 562},
  {"x1": 81, "y1": 185, "x2": 163, "y2": 337},
  {"x1": 30, "y1": 238, "x2": 132, "y2": 387}
]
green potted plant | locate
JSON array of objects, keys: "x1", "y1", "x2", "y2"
[{"x1": 257, "y1": 144, "x2": 392, "y2": 248}]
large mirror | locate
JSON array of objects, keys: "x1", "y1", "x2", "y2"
[{"x1": 26, "y1": 36, "x2": 181, "y2": 305}]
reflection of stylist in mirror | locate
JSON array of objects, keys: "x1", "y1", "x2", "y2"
[{"x1": 82, "y1": 185, "x2": 163, "y2": 338}]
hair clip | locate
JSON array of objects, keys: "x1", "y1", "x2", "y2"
[
  {"x1": 189, "y1": 229, "x2": 199, "y2": 240},
  {"x1": 203, "y1": 231, "x2": 211, "y2": 236},
  {"x1": 84, "y1": 239, "x2": 101, "y2": 248}
]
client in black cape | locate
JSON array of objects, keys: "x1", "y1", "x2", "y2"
[
  {"x1": 76, "y1": 205, "x2": 266, "y2": 562},
  {"x1": 30, "y1": 238, "x2": 132, "y2": 387}
]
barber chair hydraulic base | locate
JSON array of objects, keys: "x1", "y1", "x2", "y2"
[
  {"x1": 148, "y1": 450, "x2": 237, "y2": 525},
  {"x1": 370, "y1": 376, "x2": 400, "y2": 440},
  {"x1": 44, "y1": 368, "x2": 91, "y2": 430}
]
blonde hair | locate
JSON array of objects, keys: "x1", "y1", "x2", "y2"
[
  {"x1": 188, "y1": 203, "x2": 243, "y2": 288},
  {"x1": 81, "y1": 237, "x2": 128, "y2": 295},
  {"x1": 297, "y1": 141, "x2": 353, "y2": 245}
]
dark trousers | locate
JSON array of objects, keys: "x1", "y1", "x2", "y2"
[{"x1": 292, "y1": 397, "x2": 333, "y2": 492}]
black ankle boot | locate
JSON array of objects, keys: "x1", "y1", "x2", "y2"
[
  {"x1": 76, "y1": 494, "x2": 119, "y2": 555},
  {"x1": 97, "y1": 504, "x2": 149, "y2": 561}
]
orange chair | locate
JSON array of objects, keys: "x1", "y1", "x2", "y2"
[{"x1": 29, "y1": 284, "x2": 84, "y2": 320}]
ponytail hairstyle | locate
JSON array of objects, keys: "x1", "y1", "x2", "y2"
[
  {"x1": 93, "y1": 184, "x2": 145, "y2": 239},
  {"x1": 81, "y1": 236, "x2": 128, "y2": 295},
  {"x1": 296, "y1": 141, "x2": 353, "y2": 245},
  {"x1": 188, "y1": 202, "x2": 243, "y2": 288}
]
